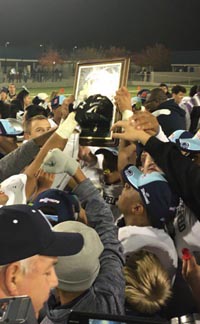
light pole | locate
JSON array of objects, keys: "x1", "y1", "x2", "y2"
[
  {"x1": 4, "y1": 41, "x2": 10, "y2": 82},
  {"x1": 52, "y1": 61, "x2": 56, "y2": 81}
]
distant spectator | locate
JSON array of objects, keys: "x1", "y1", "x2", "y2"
[
  {"x1": 15, "y1": 88, "x2": 31, "y2": 111},
  {"x1": 171, "y1": 85, "x2": 186, "y2": 105},
  {"x1": 7, "y1": 83, "x2": 17, "y2": 102},
  {"x1": 0, "y1": 87, "x2": 9, "y2": 103},
  {"x1": 159, "y1": 83, "x2": 172, "y2": 98}
]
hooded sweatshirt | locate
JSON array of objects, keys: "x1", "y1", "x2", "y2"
[
  {"x1": 152, "y1": 99, "x2": 186, "y2": 137},
  {"x1": 41, "y1": 179, "x2": 125, "y2": 324}
]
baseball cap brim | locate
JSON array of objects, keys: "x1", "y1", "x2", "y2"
[
  {"x1": 40, "y1": 230, "x2": 84, "y2": 257},
  {"x1": 177, "y1": 138, "x2": 200, "y2": 153},
  {"x1": 95, "y1": 148, "x2": 118, "y2": 156},
  {"x1": 122, "y1": 164, "x2": 142, "y2": 189},
  {"x1": 169, "y1": 130, "x2": 200, "y2": 152},
  {"x1": 168, "y1": 130, "x2": 193, "y2": 143}
]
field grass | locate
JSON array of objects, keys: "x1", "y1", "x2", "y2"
[{"x1": 27, "y1": 84, "x2": 191, "y2": 99}]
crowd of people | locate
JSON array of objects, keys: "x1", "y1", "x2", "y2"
[{"x1": 0, "y1": 80, "x2": 200, "y2": 323}]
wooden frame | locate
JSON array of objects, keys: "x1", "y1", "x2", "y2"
[{"x1": 73, "y1": 57, "x2": 130, "y2": 147}]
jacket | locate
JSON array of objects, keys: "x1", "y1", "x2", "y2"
[
  {"x1": 42, "y1": 178, "x2": 125, "y2": 324},
  {"x1": 152, "y1": 99, "x2": 186, "y2": 137},
  {"x1": 145, "y1": 137, "x2": 200, "y2": 220},
  {"x1": 0, "y1": 139, "x2": 40, "y2": 182}
]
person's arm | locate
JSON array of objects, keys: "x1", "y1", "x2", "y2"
[
  {"x1": 111, "y1": 119, "x2": 200, "y2": 218},
  {"x1": 0, "y1": 129, "x2": 56, "y2": 182},
  {"x1": 24, "y1": 112, "x2": 77, "y2": 179},
  {"x1": 0, "y1": 136, "x2": 18, "y2": 154},
  {"x1": 73, "y1": 171, "x2": 125, "y2": 315},
  {"x1": 182, "y1": 254, "x2": 200, "y2": 312},
  {"x1": 118, "y1": 140, "x2": 137, "y2": 175},
  {"x1": 144, "y1": 136, "x2": 200, "y2": 218},
  {"x1": 42, "y1": 150, "x2": 125, "y2": 314}
]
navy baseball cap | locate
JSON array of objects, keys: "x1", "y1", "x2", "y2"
[
  {"x1": 51, "y1": 95, "x2": 66, "y2": 109},
  {"x1": 122, "y1": 165, "x2": 178, "y2": 229},
  {"x1": 137, "y1": 88, "x2": 150, "y2": 103},
  {"x1": 169, "y1": 129, "x2": 200, "y2": 153},
  {"x1": 0, "y1": 204, "x2": 83, "y2": 266},
  {"x1": 33, "y1": 189, "x2": 80, "y2": 224}
]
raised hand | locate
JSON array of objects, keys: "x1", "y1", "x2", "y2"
[
  {"x1": 114, "y1": 86, "x2": 132, "y2": 113},
  {"x1": 42, "y1": 148, "x2": 79, "y2": 175}
]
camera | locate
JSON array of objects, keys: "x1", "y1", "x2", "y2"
[{"x1": 0, "y1": 296, "x2": 37, "y2": 324}]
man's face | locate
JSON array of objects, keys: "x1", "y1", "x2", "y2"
[
  {"x1": 16, "y1": 255, "x2": 58, "y2": 318},
  {"x1": 52, "y1": 106, "x2": 62, "y2": 123},
  {"x1": 24, "y1": 95, "x2": 31, "y2": 108},
  {"x1": 160, "y1": 86, "x2": 168, "y2": 94},
  {"x1": 117, "y1": 182, "x2": 140, "y2": 216},
  {"x1": 8, "y1": 84, "x2": 16, "y2": 95},
  {"x1": 172, "y1": 91, "x2": 185, "y2": 105},
  {"x1": 27, "y1": 119, "x2": 51, "y2": 139}
]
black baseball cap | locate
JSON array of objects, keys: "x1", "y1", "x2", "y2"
[{"x1": 0, "y1": 204, "x2": 84, "y2": 265}]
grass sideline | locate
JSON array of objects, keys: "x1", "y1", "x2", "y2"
[{"x1": 26, "y1": 85, "x2": 192, "y2": 99}]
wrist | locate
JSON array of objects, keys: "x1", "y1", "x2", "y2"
[
  {"x1": 138, "y1": 131, "x2": 151, "y2": 145},
  {"x1": 55, "y1": 112, "x2": 77, "y2": 139},
  {"x1": 73, "y1": 168, "x2": 86, "y2": 184},
  {"x1": 122, "y1": 110, "x2": 133, "y2": 121}
]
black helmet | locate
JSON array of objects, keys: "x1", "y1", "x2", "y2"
[{"x1": 75, "y1": 94, "x2": 113, "y2": 137}]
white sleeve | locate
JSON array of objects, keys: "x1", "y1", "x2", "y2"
[{"x1": 156, "y1": 126, "x2": 169, "y2": 143}]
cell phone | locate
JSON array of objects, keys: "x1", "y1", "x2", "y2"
[
  {"x1": 67, "y1": 311, "x2": 169, "y2": 324},
  {"x1": 0, "y1": 296, "x2": 37, "y2": 324}
]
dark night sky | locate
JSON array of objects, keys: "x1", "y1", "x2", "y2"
[{"x1": 0, "y1": 0, "x2": 199, "y2": 52}]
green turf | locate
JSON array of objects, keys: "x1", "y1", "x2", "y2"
[{"x1": 28, "y1": 84, "x2": 191, "y2": 98}]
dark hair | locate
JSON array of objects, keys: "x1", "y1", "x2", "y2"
[
  {"x1": 159, "y1": 83, "x2": 168, "y2": 89},
  {"x1": 32, "y1": 96, "x2": 44, "y2": 105},
  {"x1": 25, "y1": 104, "x2": 48, "y2": 120},
  {"x1": 0, "y1": 101, "x2": 11, "y2": 118},
  {"x1": 145, "y1": 88, "x2": 167, "y2": 112},
  {"x1": 189, "y1": 85, "x2": 200, "y2": 97},
  {"x1": 171, "y1": 85, "x2": 186, "y2": 94}
]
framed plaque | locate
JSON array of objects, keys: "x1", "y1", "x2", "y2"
[{"x1": 73, "y1": 57, "x2": 130, "y2": 146}]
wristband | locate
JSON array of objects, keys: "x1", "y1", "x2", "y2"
[
  {"x1": 122, "y1": 110, "x2": 133, "y2": 121},
  {"x1": 55, "y1": 112, "x2": 77, "y2": 139}
]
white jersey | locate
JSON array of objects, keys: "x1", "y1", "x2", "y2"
[
  {"x1": 119, "y1": 225, "x2": 178, "y2": 283},
  {"x1": 102, "y1": 183, "x2": 123, "y2": 221},
  {"x1": 173, "y1": 199, "x2": 200, "y2": 261}
]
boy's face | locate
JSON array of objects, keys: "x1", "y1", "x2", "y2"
[
  {"x1": 172, "y1": 91, "x2": 185, "y2": 104},
  {"x1": 117, "y1": 182, "x2": 140, "y2": 215},
  {"x1": 27, "y1": 119, "x2": 51, "y2": 139}
]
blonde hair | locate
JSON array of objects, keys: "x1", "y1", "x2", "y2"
[{"x1": 124, "y1": 250, "x2": 172, "y2": 314}]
